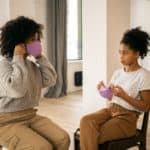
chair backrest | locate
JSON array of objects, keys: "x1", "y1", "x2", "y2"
[{"x1": 140, "y1": 111, "x2": 149, "y2": 136}]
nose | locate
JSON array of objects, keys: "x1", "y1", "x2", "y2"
[
  {"x1": 119, "y1": 53, "x2": 123, "y2": 59},
  {"x1": 119, "y1": 53, "x2": 124, "y2": 62}
]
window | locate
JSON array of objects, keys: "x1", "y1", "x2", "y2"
[{"x1": 67, "y1": 0, "x2": 82, "y2": 60}]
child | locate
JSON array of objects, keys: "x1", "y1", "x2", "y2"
[
  {"x1": 80, "y1": 27, "x2": 150, "y2": 150},
  {"x1": 0, "y1": 16, "x2": 70, "y2": 150}
]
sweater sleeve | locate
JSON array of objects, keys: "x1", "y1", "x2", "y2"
[
  {"x1": 0, "y1": 55, "x2": 28, "y2": 98},
  {"x1": 36, "y1": 55, "x2": 57, "y2": 88}
]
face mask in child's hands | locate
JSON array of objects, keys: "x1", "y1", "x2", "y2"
[
  {"x1": 26, "y1": 41, "x2": 42, "y2": 57},
  {"x1": 99, "y1": 87, "x2": 113, "y2": 100}
]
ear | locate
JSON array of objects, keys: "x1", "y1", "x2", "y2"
[{"x1": 136, "y1": 51, "x2": 140, "y2": 58}]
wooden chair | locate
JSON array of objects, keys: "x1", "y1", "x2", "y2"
[
  {"x1": 74, "y1": 111, "x2": 149, "y2": 150},
  {"x1": 74, "y1": 128, "x2": 80, "y2": 150}
]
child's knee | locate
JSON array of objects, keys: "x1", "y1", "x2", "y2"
[{"x1": 80, "y1": 115, "x2": 91, "y2": 127}]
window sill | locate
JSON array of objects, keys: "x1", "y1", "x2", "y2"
[{"x1": 67, "y1": 59, "x2": 83, "y2": 64}]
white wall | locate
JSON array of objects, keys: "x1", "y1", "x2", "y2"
[
  {"x1": 0, "y1": 0, "x2": 10, "y2": 27},
  {"x1": 9, "y1": 0, "x2": 36, "y2": 18},
  {"x1": 130, "y1": 0, "x2": 150, "y2": 71},
  {"x1": 82, "y1": 0, "x2": 107, "y2": 113},
  {"x1": 130, "y1": 0, "x2": 150, "y2": 32},
  {"x1": 82, "y1": 0, "x2": 131, "y2": 113},
  {"x1": 107, "y1": 0, "x2": 130, "y2": 81}
]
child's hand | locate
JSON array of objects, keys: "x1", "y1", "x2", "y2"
[
  {"x1": 108, "y1": 83, "x2": 114, "y2": 89},
  {"x1": 111, "y1": 85, "x2": 127, "y2": 99},
  {"x1": 97, "y1": 81, "x2": 106, "y2": 90},
  {"x1": 98, "y1": 82, "x2": 113, "y2": 100}
]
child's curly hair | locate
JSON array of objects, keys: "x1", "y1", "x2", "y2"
[
  {"x1": 0, "y1": 16, "x2": 43, "y2": 58},
  {"x1": 120, "y1": 27, "x2": 150, "y2": 59}
]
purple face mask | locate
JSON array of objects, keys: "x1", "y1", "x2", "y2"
[
  {"x1": 99, "y1": 87, "x2": 113, "y2": 100},
  {"x1": 26, "y1": 41, "x2": 42, "y2": 57}
]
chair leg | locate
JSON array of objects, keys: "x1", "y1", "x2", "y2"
[
  {"x1": 139, "y1": 141, "x2": 146, "y2": 150},
  {"x1": 74, "y1": 133, "x2": 80, "y2": 150},
  {"x1": 0, "y1": 145, "x2": 2, "y2": 150},
  {"x1": 74, "y1": 138, "x2": 80, "y2": 150}
]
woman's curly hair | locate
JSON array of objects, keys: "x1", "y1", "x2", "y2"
[
  {"x1": 120, "y1": 27, "x2": 150, "y2": 59},
  {"x1": 0, "y1": 16, "x2": 43, "y2": 58}
]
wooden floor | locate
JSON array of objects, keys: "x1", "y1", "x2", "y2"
[{"x1": 39, "y1": 91, "x2": 83, "y2": 132}]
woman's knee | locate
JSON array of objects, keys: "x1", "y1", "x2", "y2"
[
  {"x1": 63, "y1": 132, "x2": 70, "y2": 148},
  {"x1": 55, "y1": 131, "x2": 70, "y2": 149}
]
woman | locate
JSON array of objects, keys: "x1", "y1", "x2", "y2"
[{"x1": 0, "y1": 16, "x2": 70, "y2": 150}]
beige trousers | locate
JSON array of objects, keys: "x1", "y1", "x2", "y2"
[
  {"x1": 80, "y1": 103, "x2": 140, "y2": 150},
  {"x1": 0, "y1": 109, "x2": 70, "y2": 150}
]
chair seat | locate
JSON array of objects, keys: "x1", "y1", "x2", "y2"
[
  {"x1": 99, "y1": 129, "x2": 145, "y2": 149},
  {"x1": 74, "y1": 128, "x2": 143, "y2": 150}
]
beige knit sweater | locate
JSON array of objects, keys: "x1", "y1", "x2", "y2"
[{"x1": 0, "y1": 55, "x2": 57, "y2": 112}]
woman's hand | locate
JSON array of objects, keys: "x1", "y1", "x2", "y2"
[{"x1": 14, "y1": 44, "x2": 27, "y2": 56}]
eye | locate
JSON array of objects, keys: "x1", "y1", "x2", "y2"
[
  {"x1": 119, "y1": 50, "x2": 129, "y2": 55},
  {"x1": 123, "y1": 50, "x2": 129, "y2": 54}
]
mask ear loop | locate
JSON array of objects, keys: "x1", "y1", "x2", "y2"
[{"x1": 35, "y1": 32, "x2": 41, "y2": 41}]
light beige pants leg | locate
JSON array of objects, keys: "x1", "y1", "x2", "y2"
[
  {"x1": 0, "y1": 123, "x2": 53, "y2": 150},
  {"x1": 80, "y1": 108, "x2": 112, "y2": 150},
  {"x1": 30, "y1": 115, "x2": 70, "y2": 150},
  {"x1": 80, "y1": 104, "x2": 138, "y2": 150},
  {"x1": 0, "y1": 110, "x2": 70, "y2": 150}
]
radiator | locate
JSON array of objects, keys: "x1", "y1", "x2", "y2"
[{"x1": 74, "y1": 71, "x2": 82, "y2": 86}]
